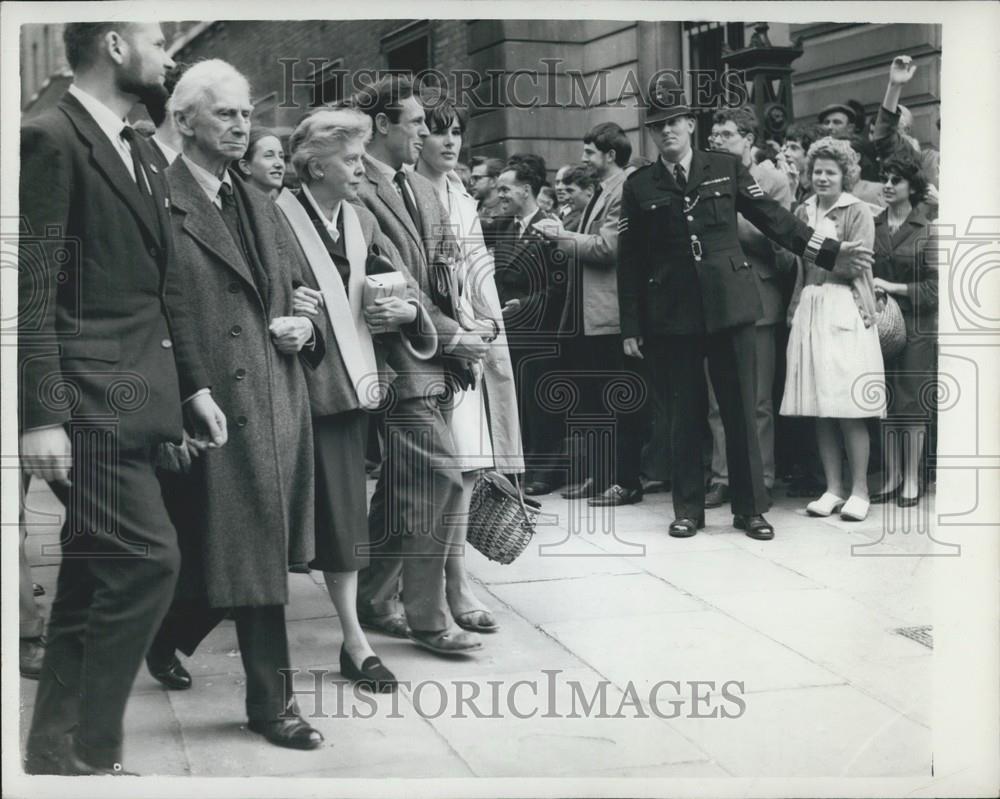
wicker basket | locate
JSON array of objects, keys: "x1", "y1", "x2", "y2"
[
  {"x1": 466, "y1": 472, "x2": 540, "y2": 564},
  {"x1": 874, "y1": 288, "x2": 907, "y2": 360}
]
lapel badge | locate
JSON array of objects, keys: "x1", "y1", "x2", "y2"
[{"x1": 149, "y1": 164, "x2": 159, "y2": 174}]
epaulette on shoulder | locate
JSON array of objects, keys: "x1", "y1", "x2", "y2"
[{"x1": 625, "y1": 163, "x2": 653, "y2": 181}]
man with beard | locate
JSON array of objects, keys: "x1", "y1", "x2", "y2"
[{"x1": 20, "y1": 22, "x2": 226, "y2": 775}]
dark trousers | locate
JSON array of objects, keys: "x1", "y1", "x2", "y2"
[
  {"x1": 358, "y1": 394, "x2": 464, "y2": 632},
  {"x1": 26, "y1": 444, "x2": 181, "y2": 770},
  {"x1": 150, "y1": 603, "x2": 292, "y2": 721},
  {"x1": 565, "y1": 334, "x2": 646, "y2": 491},
  {"x1": 509, "y1": 341, "x2": 567, "y2": 486},
  {"x1": 646, "y1": 325, "x2": 769, "y2": 520}
]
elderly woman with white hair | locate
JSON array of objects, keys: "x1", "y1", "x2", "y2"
[
  {"x1": 276, "y1": 107, "x2": 437, "y2": 692},
  {"x1": 780, "y1": 136, "x2": 884, "y2": 523}
]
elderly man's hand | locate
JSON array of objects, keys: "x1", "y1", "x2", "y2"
[
  {"x1": 832, "y1": 240, "x2": 875, "y2": 280},
  {"x1": 186, "y1": 393, "x2": 228, "y2": 449},
  {"x1": 270, "y1": 316, "x2": 315, "y2": 353}
]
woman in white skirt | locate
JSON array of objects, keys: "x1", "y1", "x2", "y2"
[
  {"x1": 415, "y1": 92, "x2": 525, "y2": 632},
  {"x1": 780, "y1": 137, "x2": 885, "y2": 521}
]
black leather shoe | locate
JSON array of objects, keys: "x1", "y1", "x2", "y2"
[
  {"x1": 524, "y1": 481, "x2": 552, "y2": 496},
  {"x1": 871, "y1": 483, "x2": 902, "y2": 504},
  {"x1": 561, "y1": 478, "x2": 596, "y2": 499},
  {"x1": 65, "y1": 751, "x2": 137, "y2": 776},
  {"x1": 668, "y1": 517, "x2": 705, "y2": 538},
  {"x1": 704, "y1": 482, "x2": 730, "y2": 508},
  {"x1": 32, "y1": 582, "x2": 45, "y2": 597},
  {"x1": 588, "y1": 484, "x2": 643, "y2": 506},
  {"x1": 734, "y1": 514, "x2": 775, "y2": 540},
  {"x1": 248, "y1": 715, "x2": 324, "y2": 750},
  {"x1": 897, "y1": 494, "x2": 920, "y2": 508},
  {"x1": 340, "y1": 645, "x2": 397, "y2": 693},
  {"x1": 146, "y1": 654, "x2": 192, "y2": 690}
]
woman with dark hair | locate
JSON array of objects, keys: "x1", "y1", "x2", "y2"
[
  {"x1": 780, "y1": 137, "x2": 884, "y2": 522},
  {"x1": 238, "y1": 127, "x2": 286, "y2": 198},
  {"x1": 871, "y1": 156, "x2": 937, "y2": 506},
  {"x1": 415, "y1": 92, "x2": 524, "y2": 633}
]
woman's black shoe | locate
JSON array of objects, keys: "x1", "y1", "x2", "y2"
[
  {"x1": 871, "y1": 483, "x2": 902, "y2": 504},
  {"x1": 897, "y1": 493, "x2": 920, "y2": 508},
  {"x1": 340, "y1": 645, "x2": 397, "y2": 693}
]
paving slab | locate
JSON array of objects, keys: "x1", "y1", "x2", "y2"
[
  {"x1": 542, "y1": 610, "x2": 844, "y2": 696},
  {"x1": 489, "y1": 572, "x2": 706, "y2": 625},
  {"x1": 664, "y1": 683, "x2": 931, "y2": 778},
  {"x1": 415, "y1": 667, "x2": 711, "y2": 777}
]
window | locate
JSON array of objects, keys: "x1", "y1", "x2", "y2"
[
  {"x1": 311, "y1": 60, "x2": 344, "y2": 108},
  {"x1": 683, "y1": 22, "x2": 746, "y2": 148},
  {"x1": 381, "y1": 21, "x2": 434, "y2": 84}
]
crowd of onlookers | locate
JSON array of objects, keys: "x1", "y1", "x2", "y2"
[{"x1": 17, "y1": 19, "x2": 939, "y2": 775}]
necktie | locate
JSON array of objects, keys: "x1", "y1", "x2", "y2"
[
  {"x1": 394, "y1": 170, "x2": 421, "y2": 230},
  {"x1": 673, "y1": 162, "x2": 687, "y2": 191},
  {"x1": 120, "y1": 126, "x2": 154, "y2": 211},
  {"x1": 579, "y1": 184, "x2": 604, "y2": 233},
  {"x1": 516, "y1": 218, "x2": 526, "y2": 239},
  {"x1": 218, "y1": 182, "x2": 265, "y2": 294}
]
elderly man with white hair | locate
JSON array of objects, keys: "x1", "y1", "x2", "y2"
[{"x1": 146, "y1": 58, "x2": 326, "y2": 751}]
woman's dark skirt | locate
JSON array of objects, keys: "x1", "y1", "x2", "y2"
[
  {"x1": 885, "y1": 313, "x2": 938, "y2": 419},
  {"x1": 309, "y1": 409, "x2": 369, "y2": 572}
]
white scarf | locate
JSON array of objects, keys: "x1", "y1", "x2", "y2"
[{"x1": 276, "y1": 189, "x2": 384, "y2": 409}]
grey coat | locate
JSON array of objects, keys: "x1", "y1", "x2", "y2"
[{"x1": 166, "y1": 159, "x2": 316, "y2": 608}]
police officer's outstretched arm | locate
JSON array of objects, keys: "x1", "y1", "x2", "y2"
[
  {"x1": 617, "y1": 177, "x2": 644, "y2": 358},
  {"x1": 734, "y1": 161, "x2": 873, "y2": 280}
]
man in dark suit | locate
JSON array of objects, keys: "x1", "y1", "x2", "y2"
[
  {"x1": 617, "y1": 87, "x2": 875, "y2": 540},
  {"x1": 535, "y1": 123, "x2": 646, "y2": 506},
  {"x1": 19, "y1": 22, "x2": 226, "y2": 775},
  {"x1": 350, "y1": 76, "x2": 486, "y2": 655},
  {"x1": 490, "y1": 157, "x2": 568, "y2": 494}
]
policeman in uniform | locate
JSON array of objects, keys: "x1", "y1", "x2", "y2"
[{"x1": 617, "y1": 88, "x2": 875, "y2": 539}]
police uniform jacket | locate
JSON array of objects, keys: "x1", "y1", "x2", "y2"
[{"x1": 617, "y1": 149, "x2": 842, "y2": 337}]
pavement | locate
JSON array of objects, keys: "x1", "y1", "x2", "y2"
[{"x1": 18, "y1": 476, "x2": 936, "y2": 780}]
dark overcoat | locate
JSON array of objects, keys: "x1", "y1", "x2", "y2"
[{"x1": 165, "y1": 158, "x2": 317, "y2": 608}]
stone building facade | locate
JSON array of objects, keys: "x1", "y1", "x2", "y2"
[{"x1": 21, "y1": 19, "x2": 942, "y2": 174}]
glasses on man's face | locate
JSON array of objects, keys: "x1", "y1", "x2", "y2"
[
  {"x1": 880, "y1": 174, "x2": 904, "y2": 186},
  {"x1": 709, "y1": 129, "x2": 740, "y2": 141}
]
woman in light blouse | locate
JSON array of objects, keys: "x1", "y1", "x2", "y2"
[{"x1": 781, "y1": 137, "x2": 884, "y2": 522}]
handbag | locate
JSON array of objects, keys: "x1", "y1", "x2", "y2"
[
  {"x1": 466, "y1": 471, "x2": 540, "y2": 564},
  {"x1": 874, "y1": 287, "x2": 907, "y2": 360}
]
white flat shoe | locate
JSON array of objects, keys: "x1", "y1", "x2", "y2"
[
  {"x1": 806, "y1": 492, "x2": 847, "y2": 517},
  {"x1": 840, "y1": 496, "x2": 870, "y2": 522}
]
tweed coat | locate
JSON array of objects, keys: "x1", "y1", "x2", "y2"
[
  {"x1": 165, "y1": 158, "x2": 317, "y2": 608},
  {"x1": 354, "y1": 157, "x2": 465, "y2": 404}
]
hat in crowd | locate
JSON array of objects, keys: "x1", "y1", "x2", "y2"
[
  {"x1": 816, "y1": 103, "x2": 857, "y2": 124},
  {"x1": 644, "y1": 76, "x2": 695, "y2": 126}
]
